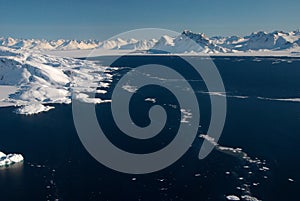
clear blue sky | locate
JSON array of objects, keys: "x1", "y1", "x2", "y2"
[{"x1": 0, "y1": 0, "x2": 299, "y2": 40}]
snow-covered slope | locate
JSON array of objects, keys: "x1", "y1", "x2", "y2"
[{"x1": 0, "y1": 47, "x2": 113, "y2": 114}]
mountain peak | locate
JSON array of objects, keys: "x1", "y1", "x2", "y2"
[{"x1": 182, "y1": 30, "x2": 207, "y2": 38}]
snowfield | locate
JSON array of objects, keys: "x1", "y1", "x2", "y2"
[{"x1": 0, "y1": 46, "x2": 113, "y2": 114}]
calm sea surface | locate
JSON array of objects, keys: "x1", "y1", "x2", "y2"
[{"x1": 0, "y1": 56, "x2": 299, "y2": 201}]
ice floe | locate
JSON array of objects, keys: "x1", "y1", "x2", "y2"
[
  {"x1": 200, "y1": 134, "x2": 268, "y2": 201},
  {"x1": 241, "y1": 195, "x2": 260, "y2": 201},
  {"x1": 226, "y1": 195, "x2": 240, "y2": 200},
  {"x1": 258, "y1": 97, "x2": 300, "y2": 103},
  {"x1": 180, "y1": 108, "x2": 193, "y2": 123},
  {"x1": 200, "y1": 134, "x2": 267, "y2": 165},
  {"x1": 145, "y1": 98, "x2": 156, "y2": 103},
  {"x1": 73, "y1": 93, "x2": 111, "y2": 104},
  {"x1": 200, "y1": 91, "x2": 249, "y2": 99},
  {"x1": 122, "y1": 84, "x2": 138, "y2": 93},
  {"x1": 15, "y1": 103, "x2": 55, "y2": 115}
]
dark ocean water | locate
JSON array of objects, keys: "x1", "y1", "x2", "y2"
[{"x1": 0, "y1": 56, "x2": 299, "y2": 201}]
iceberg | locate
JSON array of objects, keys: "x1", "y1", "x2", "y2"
[
  {"x1": 0, "y1": 151, "x2": 24, "y2": 167},
  {"x1": 226, "y1": 195, "x2": 240, "y2": 200}
]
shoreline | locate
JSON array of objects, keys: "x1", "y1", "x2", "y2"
[{"x1": 42, "y1": 49, "x2": 300, "y2": 59}]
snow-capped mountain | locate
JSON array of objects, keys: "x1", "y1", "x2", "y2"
[
  {"x1": 232, "y1": 31, "x2": 293, "y2": 50},
  {"x1": 150, "y1": 30, "x2": 300, "y2": 54},
  {"x1": 214, "y1": 30, "x2": 300, "y2": 52},
  {"x1": 56, "y1": 40, "x2": 100, "y2": 50},
  {"x1": 0, "y1": 37, "x2": 156, "y2": 51},
  {"x1": 0, "y1": 37, "x2": 17, "y2": 46},
  {"x1": 0, "y1": 37, "x2": 103, "y2": 50},
  {"x1": 151, "y1": 30, "x2": 228, "y2": 53},
  {"x1": 119, "y1": 39, "x2": 157, "y2": 50},
  {"x1": 1, "y1": 30, "x2": 300, "y2": 54},
  {"x1": 99, "y1": 38, "x2": 127, "y2": 49}
]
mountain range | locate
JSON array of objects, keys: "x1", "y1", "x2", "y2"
[{"x1": 1, "y1": 30, "x2": 300, "y2": 54}]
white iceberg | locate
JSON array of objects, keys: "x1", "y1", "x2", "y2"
[
  {"x1": 226, "y1": 195, "x2": 240, "y2": 200},
  {"x1": 0, "y1": 151, "x2": 24, "y2": 167}
]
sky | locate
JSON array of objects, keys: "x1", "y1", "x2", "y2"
[{"x1": 0, "y1": 0, "x2": 299, "y2": 40}]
